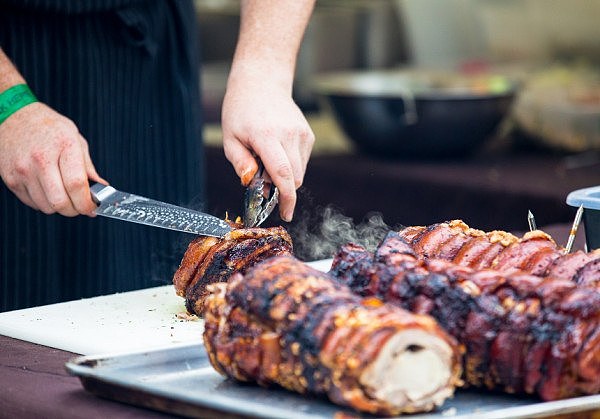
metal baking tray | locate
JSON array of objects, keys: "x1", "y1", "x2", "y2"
[{"x1": 66, "y1": 344, "x2": 600, "y2": 419}]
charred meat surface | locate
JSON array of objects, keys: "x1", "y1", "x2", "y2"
[
  {"x1": 173, "y1": 225, "x2": 293, "y2": 315},
  {"x1": 331, "y1": 232, "x2": 600, "y2": 400},
  {"x1": 398, "y1": 220, "x2": 600, "y2": 285},
  {"x1": 203, "y1": 255, "x2": 462, "y2": 416}
]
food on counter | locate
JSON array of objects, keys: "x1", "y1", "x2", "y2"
[
  {"x1": 202, "y1": 255, "x2": 462, "y2": 416},
  {"x1": 513, "y1": 64, "x2": 600, "y2": 152},
  {"x1": 175, "y1": 312, "x2": 199, "y2": 321},
  {"x1": 330, "y1": 231, "x2": 600, "y2": 400},
  {"x1": 398, "y1": 220, "x2": 600, "y2": 285},
  {"x1": 173, "y1": 224, "x2": 292, "y2": 316},
  {"x1": 172, "y1": 217, "x2": 598, "y2": 408}
]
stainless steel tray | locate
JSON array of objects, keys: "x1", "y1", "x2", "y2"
[{"x1": 66, "y1": 344, "x2": 600, "y2": 419}]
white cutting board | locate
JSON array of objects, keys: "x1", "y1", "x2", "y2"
[
  {"x1": 0, "y1": 285, "x2": 203, "y2": 355},
  {"x1": 0, "y1": 259, "x2": 332, "y2": 355}
]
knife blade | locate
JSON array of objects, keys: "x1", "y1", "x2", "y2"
[{"x1": 90, "y1": 183, "x2": 232, "y2": 237}]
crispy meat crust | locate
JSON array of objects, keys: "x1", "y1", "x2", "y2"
[
  {"x1": 173, "y1": 225, "x2": 292, "y2": 315},
  {"x1": 203, "y1": 255, "x2": 462, "y2": 416},
  {"x1": 331, "y1": 232, "x2": 600, "y2": 400},
  {"x1": 398, "y1": 220, "x2": 600, "y2": 286}
]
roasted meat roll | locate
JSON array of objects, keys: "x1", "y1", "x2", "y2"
[
  {"x1": 173, "y1": 225, "x2": 292, "y2": 315},
  {"x1": 398, "y1": 220, "x2": 600, "y2": 284},
  {"x1": 331, "y1": 232, "x2": 600, "y2": 400},
  {"x1": 203, "y1": 255, "x2": 462, "y2": 416}
]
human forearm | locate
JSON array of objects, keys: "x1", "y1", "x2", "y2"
[
  {"x1": 221, "y1": 0, "x2": 316, "y2": 222},
  {"x1": 229, "y1": 0, "x2": 316, "y2": 92},
  {"x1": 0, "y1": 48, "x2": 27, "y2": 92}
]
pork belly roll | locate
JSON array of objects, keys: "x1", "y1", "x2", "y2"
[
  {"x1": 173, "y1": 226, "x2": 292, "y2": 315},
  {"x1": 398, "y1": 220, "x2": 600, "y2": 284},
  {"x1": 202, "y1": 255, "x2": 462, "y2": 416},
  {"x1": 331, "y1": 232, "x2": 600, "y2": 400}
]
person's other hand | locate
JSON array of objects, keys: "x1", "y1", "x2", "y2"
[
  {"x1": 221, "y1": 75, "x2": 315, "y2": 222},
  {"x1": 0, "y1": 102, "x2": 106, "y2": 217}
]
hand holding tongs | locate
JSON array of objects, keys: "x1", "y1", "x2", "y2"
[{"x1": 243, "y1": 159, "x2": 279, "y2": 227}]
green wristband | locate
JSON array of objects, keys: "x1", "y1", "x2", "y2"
[{"x1": 0, "y1": 84, "x2": 38, "y2": 125}]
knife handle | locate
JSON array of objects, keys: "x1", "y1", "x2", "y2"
[{"x1": 90, "y1": 183, "x2": 116, "y2": 205}]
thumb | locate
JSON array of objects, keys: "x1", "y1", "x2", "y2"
[
  {"x1": 81, "y1": 138, "x2": 108, "y2": 185},
  {"x1": 85, "y1": 158, "x2": 108, "y2": 185}
]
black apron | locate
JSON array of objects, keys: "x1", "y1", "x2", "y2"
[{"x1": 0, "y1": 0, "x2": 205, "y2": 311}]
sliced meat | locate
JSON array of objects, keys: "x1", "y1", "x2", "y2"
[
  {"x1": 173, "y1": 225, "x2": 293, "y2": 315},
  {"x1": 575, "y1": 257, "x2": 600, "y2": 287},
  {"x1": 397, "y1": 220, "x2": 600, "y2": 284},
  {"x1": 173, "y1": 236, "x2": 220, "y2": 297},
  {"x1": 492, "y1": 231, "x2": 559, "y2": 271}
]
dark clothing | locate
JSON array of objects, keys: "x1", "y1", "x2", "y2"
[{"x1": 0, "y1": 0, "x2": 205, "y2": 311}]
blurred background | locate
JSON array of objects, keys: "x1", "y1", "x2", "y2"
[{"x1": 196, "y1": 0, "x2": 600, "y2": 258}]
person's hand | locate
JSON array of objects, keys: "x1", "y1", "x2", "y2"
[
  {"x1": 0, "y1": 102, "x2": 106, "y2": 217},
  {"x1": 221, "y1": 74, "x2": 315, "y2": 222}
]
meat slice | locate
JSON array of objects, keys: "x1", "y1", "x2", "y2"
[
  {"x1": 546, "y1": 251, "x2": 592, "y2": 281},
  {"x1": 492, "y1": 231, "x2": 560, "y2": 272},
  {"x1": 548, "y1": 250, "x2": 600, "y2": 286},
  {"x1": 173, "y1": 236, "x2": 220, "y2": 297},
  {"x1": 400, "y1": 220, "x2": 519, "y2": 266},
  {"x1": 397, "y1": 220, "x2": 600, "y2": 283},
  {"x1": 397, "y1": 225, "x2": 426, "y2": 244},
  {"x1": 411, "y1": 222, "x2": 474, "y2": 259},
  {"x1": 173, "y1": 225, "x2": 293, "y2": 315},
  {"x1": 453, "y1": 235, "x2": 500, "y2": 269},
  {"x1": 331, "y1": 232, "x2": 600, "y2": 400},
  {"x1": 203, "y1": 255, "x2": 462, "y2": 416},
  {"x1": 575, "y1": 257, "x2": 600, "y2": 287}
]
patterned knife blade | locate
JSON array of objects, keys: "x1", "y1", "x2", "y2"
[{"x1": 90, "y1": 183, "x2": 232, "y2": 237}]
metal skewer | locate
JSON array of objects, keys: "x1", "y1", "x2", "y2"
[
  {"x1": 527, "y1": 210, "x2": 537, "y2": 232},
  {"x1": 565, "y1": 204, "x2": 584, "y2": 253}
]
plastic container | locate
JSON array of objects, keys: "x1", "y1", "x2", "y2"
[{"x1": 566, "y1": 186, "x2": 600, "y2": 250}]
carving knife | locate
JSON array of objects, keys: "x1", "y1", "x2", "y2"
[{"x1": 90, "y1": 183, "x2": 232, "y2": 237}]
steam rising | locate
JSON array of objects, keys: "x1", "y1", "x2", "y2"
[{"x1": 290, "y1": 205, "x2": 400, "y2": 261}]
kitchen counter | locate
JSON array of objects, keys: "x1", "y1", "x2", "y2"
[
  {"x1": 0, "y1": 336, "x2": 176, "y2": 419},
  {"x1": 0, "y1": 285, "x2": 202, "y2": 418}
]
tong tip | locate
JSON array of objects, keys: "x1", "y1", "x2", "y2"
[{"x1": 242, "y1": 160, "x2": 279, "y2": 227}]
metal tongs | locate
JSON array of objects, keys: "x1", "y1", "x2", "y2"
[{"x1": 243, "y1": 160, "x2": 279, "y2": 227}]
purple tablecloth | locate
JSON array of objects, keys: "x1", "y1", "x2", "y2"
[{"x1": 0, "y1": 337, "x2": 174, "y2": 419}]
